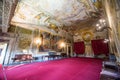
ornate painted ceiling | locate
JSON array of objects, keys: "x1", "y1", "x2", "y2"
[
  {"x1": 11, "y1": 0, "x2": 101, "y2": 31},
  {"x1": 12, "y1": 0, "x2": 86, "y2": 26},
  {"x1": 0, "y1": 0, "x2": 105, "y2": 42}
]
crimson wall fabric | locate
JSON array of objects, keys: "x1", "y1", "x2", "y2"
[
  {"x1": 91, "y1": 39, "x2": 109, "y2": 55},
  {"x1": 73, "y1": 42, "x2": 85, "y2": 54}
]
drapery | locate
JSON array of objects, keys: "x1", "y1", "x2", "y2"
[
  {"x1": 91, "y1": 39, "x2": 109, "y2": 55},
  {"x1": 73, "y1": 42, "x2": 85, "y2": 54}
]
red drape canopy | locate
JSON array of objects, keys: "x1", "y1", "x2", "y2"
[
  {"x1": 91, "y1": 39, "x2": 109, "y2": 55},
  {"x1": 73, "y1": 42, "x2": 85, "y2": 54}
]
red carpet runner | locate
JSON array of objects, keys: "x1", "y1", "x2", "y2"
[
  {"x1": 0, "y1": 58, "x2": 102, "y2": 80},
  {"x1": 0, "y1": 64, "x2": 5, "y2": 80}
]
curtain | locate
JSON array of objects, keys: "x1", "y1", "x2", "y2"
[
  {"x1": 73, "y1": 42, "x2": 85, "y2": 54},
  {"x1": 91, "y1": 39, "x2": 109, "y2": 55}
]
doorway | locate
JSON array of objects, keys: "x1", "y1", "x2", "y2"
[
  {"x1": 66, "y1": 44, "x2": 73, "y2": 57},
  {"x1": 0, "y1": 42, "x2": 8, "y2": 64}
]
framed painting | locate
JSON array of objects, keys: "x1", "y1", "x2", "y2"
[{"x1": 18, "y1": 36, "x2": 31, "y2": 50}]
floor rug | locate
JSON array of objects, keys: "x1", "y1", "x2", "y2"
[{"x1": 0, "y1": 57, "x2": 102, "y2": 80}]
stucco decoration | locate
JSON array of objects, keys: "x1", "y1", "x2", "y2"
[
  {"x1": 2, "y1": 0, "x2": 18, "y2": 32},
  {"x1": 82, "y1": 31, "x2": 93, "y2": 42},
  {"x1": 2, "y1": 0, "x2": 11, "y2": 32},
  {"x1": 11, "y1": 0, "x2": 93, "y2": 28}
]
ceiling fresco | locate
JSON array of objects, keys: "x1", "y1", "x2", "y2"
[
  {"x1": 11, "y1": 0, "x2": 100, "y2": 29},
  {"x1": 8, "y1": 0, "x2": 105, "y2": 41}
]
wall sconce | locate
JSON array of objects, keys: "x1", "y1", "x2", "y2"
[
  {"x1": 34, "y1": 37, "x2": 42, "y2": 46},
  {"x1": 60, "y1": 42, "x2": 66, "y2": 48}
]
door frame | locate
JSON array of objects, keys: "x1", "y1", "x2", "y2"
[{"x1": 0, "y1": 36, "x2": 15, "y2": 65}]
